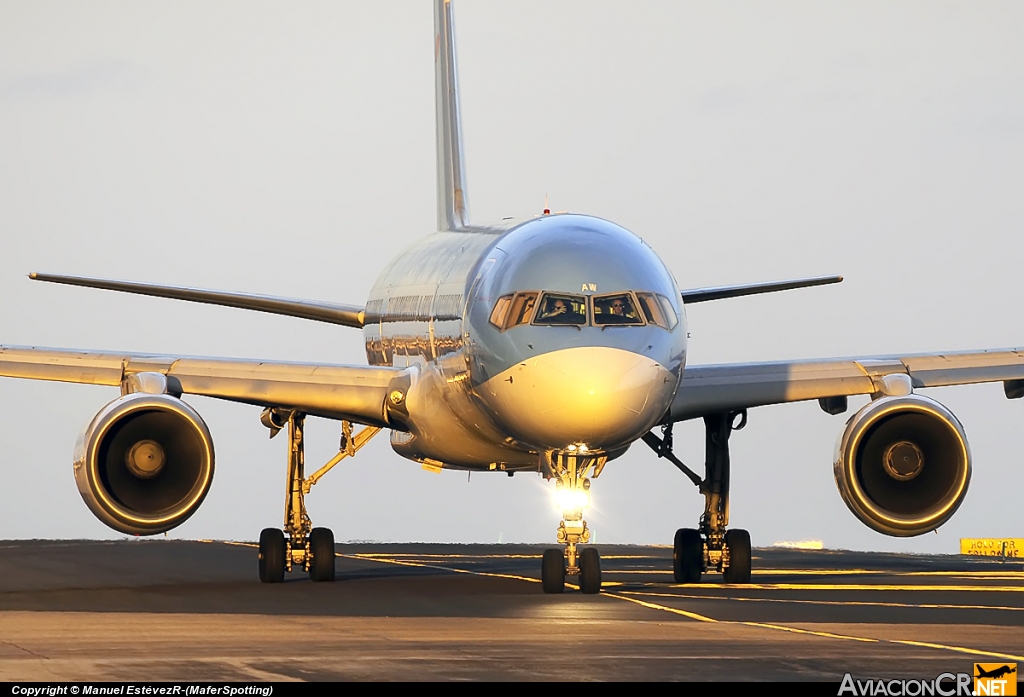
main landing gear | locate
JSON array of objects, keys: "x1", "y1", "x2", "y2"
[
  {"x1": 257, "y1": 410, "x2": 380, "y2": 584},
  {"x1": 541, "y1": 451, "x2": 607, "y2": 594},
  {"x1": 643, "y1": 411, "x2": 752, "y2": 584}
]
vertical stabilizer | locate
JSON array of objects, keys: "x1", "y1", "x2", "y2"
[{"x1": 435, "y1": 0, "x2": 470, "y2": 231}]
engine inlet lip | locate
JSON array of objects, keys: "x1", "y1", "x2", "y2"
[
  {"x1": 837, "y1": 394, "x2": 971, "y2": 536},
  {"x1": 77, "y1": 392, "x2": 215, "y2": 532},
  {"x1": 883, "y1": 440, "x2": 924, "y2": 482}
]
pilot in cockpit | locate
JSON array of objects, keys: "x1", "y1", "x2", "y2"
[
  {"x1": 541, "y1": 299, "x2": 568, "y2": 319},
  {"x1": 594, "y1": 294, "x2": 642, "y2": 325}
]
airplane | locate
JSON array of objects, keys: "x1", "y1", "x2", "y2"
[
  {"x1": 2, "y1": 0, "x2": 1024, "y2": 594},
  {"x1": 976, "y1": 666, "x2": 1017, "y2": 680}
]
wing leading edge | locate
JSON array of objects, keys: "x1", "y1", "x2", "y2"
[
  {"x1": 669, "y1": 348, "x2": 1024, "y2": 422},
  {"x1": 0, "y1": 345, "x2": 402, "y2": 426},
  {"x1": 30, "y1": 273, "x2": 366, "y2": 328}
]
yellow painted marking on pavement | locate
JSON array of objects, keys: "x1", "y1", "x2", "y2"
[
  {"x1": 353, "y1": 553, "x2": 542, "y2": 560},
  {"x1": 340, "y1": 552, "x2": 544, "y2": 585},
  {"x1": 682, "y1": 582, "x2": 1024, "y2": 593},
  {"x1": 600, "y1": 591, "x2": 718, "y2": 622},
  {"x1": 756, "y1": 570, "x2": 1024, "y2": 578},
  {"x1": 889, "y1": 639, "x2": 1024, "y2": 663},
  {"x1": 346, "y1": 550, "x2": 1024, "y2": 662},
  {"x1": 904, "y1": 573, "x2": 1024, "y2": 580},
  {"x1": 212, "y1": 542, "x2": 1024, "y2": 663},
  {"x1": 606, "y1": 593, "x2": 1024, "y2": 659},
  {"x1": 741, "y1": 621, "x2": 877, "y2": 643},
  {"x1": 752, "y1": 569, "x2": 886, "y2": 576},
  {"x1": 593, "y1": 568, "x2": 1022, "y2": 577},
  {"x1": 351, "y1": 553, "x2": 653, "y2": 561},
  {"x1": 621, "y1": 590, "x2": 1024, "y2": 612}
]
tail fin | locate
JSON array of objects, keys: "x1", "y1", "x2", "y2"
[{"x1": 435, "y1": 0, "x2": 470, "y2": 230}]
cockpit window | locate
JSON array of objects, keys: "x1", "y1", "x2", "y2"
[
  {"x1": 505, "y1": 292, "x2": 538, "y2": 329},
  {"x1": 636, "y1": 292, "x2": 678, "y2": 330},
  {"x1": 533, "y1": 293, "x2": 587, "y2": 325},
  {"x1": 593, "y1": 293, "x2": 644, "y2": 326},
  {"x1": 489, "y1": 294, "x2": 513, "y2": 329},
  {"x1": 490, "y1": 292, "x2": 537, "y2": 331}
]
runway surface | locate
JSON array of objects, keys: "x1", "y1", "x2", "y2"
[{"x1": 0, "y1": 540, "x2": 1022, "y2": 681}]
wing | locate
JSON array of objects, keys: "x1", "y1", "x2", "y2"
[
  {"x1": 669, "y1": 348, "x2": 1024, "y2": 422},
  {"x1": 679, "y1": 275, "x2": 842, "y2": 304},
  {"x1": 0, "y1": 345, "x2": 403, "y2": 426},
  {"x1": 30, "y1": 273, "x2": 366, "y2": 328}
]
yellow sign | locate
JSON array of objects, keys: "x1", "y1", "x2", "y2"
[
  {"x1": 975, "y1": 663, "x2": 1017, "y2": 696},
  {"x1": 960, "y1": 539, "x2": 1024, "y2": 557}
]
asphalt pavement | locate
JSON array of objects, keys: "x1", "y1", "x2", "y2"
[{"x1": 0, "y1": 540, "x2": 1021, "y2": 681}]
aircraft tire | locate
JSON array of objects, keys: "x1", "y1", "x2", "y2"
[
  {"x1": 579, "y1": 547, "x2": 602, "y2": 594},
  {"x1": 723, "y1": 529, "x2": 752, "y2": 584},
  {"x1": 541, "y1": 548, "x2": 565, "y2": 594},
  {"x1": 259, "y1": 528, "x2": 286, "y2": 584},
  {"x1": 673, "y1": 528, "x2": 703, "y2": 584},
  {"x1": 309, "y1": 527, "x2": 336, "y2": 582}
]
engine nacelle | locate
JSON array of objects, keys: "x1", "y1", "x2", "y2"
[
  {"x1": 834, "y1": 394, "x2": 971, "y2": 537},
  {"x1": 74, "y1": 393, "x2": 215, "y2": 535}
]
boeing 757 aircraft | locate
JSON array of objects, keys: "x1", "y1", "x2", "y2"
[{"x1": 2, "y1": 1, "x2": 1023, "y2": 593}]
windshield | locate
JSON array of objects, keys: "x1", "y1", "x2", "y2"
[
  {"x1": 593, "y1": 293, "x2": 643, "y2": 325},
  {"x1": 488, "y1": 290, "x2": 676, "y2": 331},
  {"x1": 533, "y1": 293, "x2": 587, "y2": 325}
]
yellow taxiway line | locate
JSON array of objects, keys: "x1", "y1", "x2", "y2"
[
  {"x1": 699, "y1": 582, "x2": 1024, "y2": 592},
  {"x1": 217, "y1": 542, "x2": 1024, "y2": 663},
  {"x1": 622, "y1": 589, "x2": 1024, "y2": 613}
]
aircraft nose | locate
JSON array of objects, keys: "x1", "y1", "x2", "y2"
[{"x1": 477, "y1": 347, "x2": 677, "y2": 450}]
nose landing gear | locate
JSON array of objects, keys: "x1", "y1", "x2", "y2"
[
  {"x1": 645, "y1": 412, "x2": 752, "y2": 584},
  {"x1": 541, "y1": 451, "x2": 606, "y2": 594}
]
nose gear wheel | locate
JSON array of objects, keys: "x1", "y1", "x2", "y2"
[
  {"x1": 579, "y1": 547, "x2": 602, "y2": 594},
  {"x1": 541, "y1": 548, "x2": 565, "y2": 593}
]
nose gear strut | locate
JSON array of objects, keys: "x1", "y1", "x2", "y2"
[
  {"x1": 642, "y1": 412, "x2": 752, "y2": 584},
  {"x1": 541, "y1": 451, "x2": 607, "y2": 594}
]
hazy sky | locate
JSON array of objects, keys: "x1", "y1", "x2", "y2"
[{"x1": 1, "y1": 1, "x2": 1022, "y2": 553}]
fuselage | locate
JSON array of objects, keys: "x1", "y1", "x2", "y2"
[{"x1": 363, "y1": 214, "x2": 687, "y2": 471}]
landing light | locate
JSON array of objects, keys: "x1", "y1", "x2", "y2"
[{"x1": 554, "y1": 488, "x2": 590, "y2": 513}]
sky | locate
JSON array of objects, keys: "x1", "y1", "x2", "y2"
[{"x1": 0, "y1": 1, "x2": 1022, "y2": 553}]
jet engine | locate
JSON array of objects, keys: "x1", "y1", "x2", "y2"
[
  {"x1": 74, "y1": 393, "x2": 215, "y2": 535},
  {"x1": 833, "y1": 394, "x2": 970, "y2": 537}
]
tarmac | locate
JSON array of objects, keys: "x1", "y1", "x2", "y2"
[{"x1": 0, "y1": 540, "x2": 1022, "y2": 681}]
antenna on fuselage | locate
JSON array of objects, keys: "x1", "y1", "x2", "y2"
[{"x1": 435, "y1": 0, "x2": 470, "y2": 231}]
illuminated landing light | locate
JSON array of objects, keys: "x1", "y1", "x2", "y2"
[
  {"x1": 553, "y1": 477, "x2": 591, "y2": 514},
  {"x1": 555, "y1": 489, "x2": 590, "y2": 512}
]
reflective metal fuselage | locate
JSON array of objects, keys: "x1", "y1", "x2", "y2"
[{"x1": 363, "y1": 214, "x2": 687, "y2": 471}]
